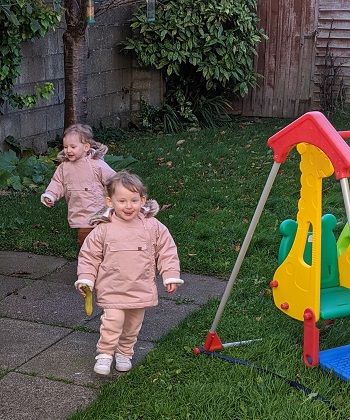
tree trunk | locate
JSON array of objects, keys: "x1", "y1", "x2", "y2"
[{"x1": 63, "y1": 0, "x2": 89, "y2": 128}]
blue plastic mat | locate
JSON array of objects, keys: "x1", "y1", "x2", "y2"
[{"x1": 319, "y1": 344, "x2": 350, "y2": 381}]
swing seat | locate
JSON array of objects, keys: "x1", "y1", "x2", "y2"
[
  {"x1": 320, "y1": 287, "x2": 350, "y2": 319},
  {"x1": 278, "y1": 214, "x2": 350, "y2": 320}
]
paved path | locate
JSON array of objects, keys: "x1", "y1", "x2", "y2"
[{"x1": 0, "y1": 251, "x2": 226, "y2": 420}]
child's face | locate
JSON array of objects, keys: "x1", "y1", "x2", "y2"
[
  {"x1": 63, "y1": 132, "x2": 90, "y2": 161},
  {"x1": 106, "y1": 184, "x2": 146, "y2": 222}
]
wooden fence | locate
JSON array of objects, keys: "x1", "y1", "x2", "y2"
[{"x1": 239, "y1": 0, "x2": 350, "y2": 118}]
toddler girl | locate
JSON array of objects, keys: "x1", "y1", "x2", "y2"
[
  {"x1": 41, "y1": 123, "x2": 116, "y2": 245},
  {"x1": 75, "y1": 170, "x2": 183, "y2": 375}
]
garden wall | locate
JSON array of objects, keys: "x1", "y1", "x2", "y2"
[{"x1": 0, "y1": 5, "x2": 163, "y2": 153}]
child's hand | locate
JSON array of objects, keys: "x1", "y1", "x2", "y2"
[
  {"x1": 74, "y1": 280, "x2": 94, "y2": 297},
  {"x1": 75, "y1": 283, "x2": 93, "y2": 316},
  {"x1": 77, "y1": 285, "x2": 89, "y2": 298},
  {"x1": 44, "y1": 197, "x2": 54, "y2": 207},
  {"x1": 163, "y1": 278, "x2": 184, "y2": 293},
  {"x1": 166, "y1": 283, "x2": 179, "y2": 293}
]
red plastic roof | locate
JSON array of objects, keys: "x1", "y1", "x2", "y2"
[{"x1": 267, "y1": 111, "x2": 350, "y2": 180}]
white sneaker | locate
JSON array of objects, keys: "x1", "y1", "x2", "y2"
[
  {"x1": 94, "y1": 354, "x2": 113, "y2": 375},
  {"x1": 115, "y1": 354, "x2": 132, "y2": 372}
]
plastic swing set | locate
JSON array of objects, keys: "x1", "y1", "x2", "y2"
[{"x1": 194, "y1": 111, "x2": 350, "y2": 382}]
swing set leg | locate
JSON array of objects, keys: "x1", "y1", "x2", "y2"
[
  {"x1": 303, "y1": 308, "x2": 319, "y2": 367},
  {"x1": 193, "y1": 163, "x2": 281, "y2": 356},
  {"x1": 193, "y1": 331, "x2": 223, "y2": 354}
]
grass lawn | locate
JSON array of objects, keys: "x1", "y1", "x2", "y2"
[{"x1": 1, "y1": 111, "x2": 350, "y2": 418}]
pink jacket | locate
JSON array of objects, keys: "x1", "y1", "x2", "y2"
[
  {"x1": 42, "y1": 156, "x2": 115, "y2": 228},
  {"x1": 77, "y1": 208, "x2": 181, "y2": 309}
]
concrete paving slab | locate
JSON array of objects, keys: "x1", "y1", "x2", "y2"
[
  {"x1": 0, "y1": 318, "x2": 70, "y2": 370},
  {"x1": 41, "y1": 261, "x2": 78, "y2": 286},
  {"x1": 0, "y1": 274, "x2": 32, "y2": 299},
  {"x1": 132, "y1": 339, "x2": 155, "y2": 365},
  {"x1": 18, "y1": 329, "x2": 157, "y2": 386},
  {"x1": 158, "y1": 272, "x2": 226, "y2": 305},
  {"x1": 76, "y1": 339, "x2": 156, "y2": 383},
  {"x1": 0, "y1": 251, "x2": 67, "y2": 279},
  {"x1": 18, "y1": 330, "x2": 101, "y2": 387},
  {"x1": 139, "y1": 299, "x2": 199, "y2": 341},
  {"x1": 0, "y1": 372, "x2": 97, "y2": 420},
  {"x1": 0, "y1": 280, "x2": 101, "y2": 327}
]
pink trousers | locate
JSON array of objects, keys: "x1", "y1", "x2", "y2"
[{"x1": 97, "y1": 308, "x2": 145, "y2": 358}]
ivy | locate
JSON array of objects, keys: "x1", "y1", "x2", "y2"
[{"x1": 0, "y1": 1, "x2": 61, "y2": 111}]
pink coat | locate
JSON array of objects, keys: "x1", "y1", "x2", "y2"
[
  {"x1": 42, "y1": 157, "x2": 115, "y2": 228},
  {"x1": 77, "y1": 211, "x2": 181, "y2": 309}
]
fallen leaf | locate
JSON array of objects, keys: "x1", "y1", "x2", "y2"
[
  {"x1": 176, "y1": 139, "x2": 185, "y2": 145},
  {"x1": 161, "y1": 204, "x2": 173, "y2": 210},
  {"x1": 33, "y1": 241, "x2": 49, "y2": 248},
  {"x1": 188, "y1": 253, "x2": 197, "y2": 257}
]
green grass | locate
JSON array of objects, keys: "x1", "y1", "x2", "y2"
[{"x1": 1, "y1": 111, "x2": 350, "y2": 418}]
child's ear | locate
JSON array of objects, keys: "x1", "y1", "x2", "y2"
[
  {"x1": 141, "y1": 196, "x2": 147, "y2": 205},
  {"x1": 105, "y1": 196, "x2": 112, "y2": 207},
  {"x1": 84, "y1": 143, "x2": 91, "y2": 152}
]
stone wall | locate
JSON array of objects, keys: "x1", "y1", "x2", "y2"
[{"x1": 0, "y1": 5, "x2": 163, "y2": 153}]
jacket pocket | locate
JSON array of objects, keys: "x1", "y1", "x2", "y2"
[
  {"x1": 109, "y1": 241, "x2": 147, "y2": 252},
  {"x1": 66, "y1": 186, "x2": 95, "y2": 209},
  {"x1": 106, "y1": 241, "x2": 150, "y2": 280}
]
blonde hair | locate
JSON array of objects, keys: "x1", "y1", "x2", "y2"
[
  {"x1": 57, "y1": 123, "x2": 108, "y2": 162},
  {"x1": 105, "y1": 170, "x2": 147, "y2": 198}
]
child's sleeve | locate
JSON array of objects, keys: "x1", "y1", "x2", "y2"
[
  {"x1": 77, "y1": 226, "x2": 105, "y2": 284},
  {"x1": 41, "y1": 165, "x2": 65, "y2": 204},
  {"x1": 155, "y1": 220, "x2": 182, "y2": 284},
  {"x1": 99, "y1": 160, "x2": 116, "y2": 184}
]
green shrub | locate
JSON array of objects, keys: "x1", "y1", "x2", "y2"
[
  {"x1": 122, "y1": 0, "x2": 266, "y2": 130},
  {"x1": 0, "y1": 137, "x2": 57, "y2": 191}
]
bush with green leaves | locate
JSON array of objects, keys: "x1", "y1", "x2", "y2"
[
  {"x1": 0, "y1": 1, "x2": 61, "y2": 111},
  {"x1": 122, "y1": 0, "x2": 266, "y2": 130},
  {"x1": 0, "y1": 138, "x2": 57, "y2": 191}
]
